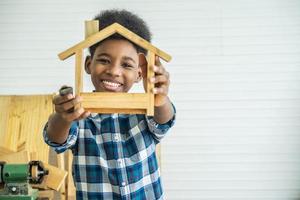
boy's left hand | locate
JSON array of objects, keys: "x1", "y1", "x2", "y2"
[{"x1": 150, "y1": 56, "x2": 170, "y2": 106}]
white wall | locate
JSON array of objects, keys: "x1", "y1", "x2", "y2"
[{"x1": 1, "y1": 0, "x2": 300, "y2": 199}]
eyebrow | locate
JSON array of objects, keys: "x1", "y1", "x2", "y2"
[
  {"x1": 122, "y1": 56, "x2": 136, "y2": 64},
  {"x1": 96, "y1": 53, "x2": 110, "y2": 58},
  {"x1": 96, "y1": 53, "x2": 136, "y2": 64}
]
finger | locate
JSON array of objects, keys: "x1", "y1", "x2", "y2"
[
  {"x1": 59, "y1": 86, "x2": 73, "y2": 96},
  {"x1": 155, "y1": 56, "x2": 162, "y2": 66},
  {"x1": 55, "y1": 95, "x2": 82, "y2": 113},
  {"x1": 77, "y1": 111, "x2": 91, "y2": 120},
  {"x1": 150, "y1": 75, "x2": 169, "y2": 85},
  {"x1": 152, "y1": 85, "x2": 168, "y2": 95},
  {"x1": 61, "y1": 107, "x2": 85, "y2": 122},
  {"x1": 153, "y1": 65, "x2": 166, "y2": 75},
  {"x1": 52, "y1": 93, "x2": 74, "y2": 105}
]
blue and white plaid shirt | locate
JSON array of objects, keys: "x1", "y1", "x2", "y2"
[{"x1": 43, "y1": 109, "x2": 175, "y2": 200}]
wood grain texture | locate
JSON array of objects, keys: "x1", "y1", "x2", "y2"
[
  {"x1": 57, "y1": 153, "x2": 66, "y2": 200},
  {"x1": 58, "y1": 23, "x2": 171, "y2": 62},
  {"x1": 43, "y1": 163, "x2": 68, "y2": 191},
  {"x1": 0, "y1": 150, "x2": 30, "y2": 163},
  {"x1": 0, "y1": 96, "x2": 17, "y2": 152},
  {"x1": 86, "y1": 108, "x2": 147, "y2": 114},
  {"x1": 66, "y1": 150, "x2": 76, "y2": 199},
  {"x1": 75, "y1": 50, "x2": 83, "y2": 95},
  {"x1": 0, "y1": 147, "x2": 15, "y2": 155},
  {"x1": 58, "y1": 23, "x2": 117, "y2": 60},
  {"x1": 38, "y1": 190, "x2": 55, "y2": 200},
  {"x1": 0, "y1": 95, "x2": 54, "y2": 163},
  {"x1": 85, "y1": 20, "x2": 99, "y2": 39},
  {"x1": 81, "y1": 92, "x2": 149, "y2": 113},
  {"x1": 147, "y1": 52, "x2": 155, "y2": 116}
]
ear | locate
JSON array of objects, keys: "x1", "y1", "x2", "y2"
[
  {"x1": 136, "y1": 53, "x2": 148, "y2": 83},
  {"x1": 85, "y1": 56, "x2": 92, "y2": 74}
]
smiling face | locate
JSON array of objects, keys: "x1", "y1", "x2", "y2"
[{"x1": 85, "y1": 39, "x2": 144, "y2": 92}]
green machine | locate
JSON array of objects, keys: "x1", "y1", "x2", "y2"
[{"x1": 0, "y1": 161, "x2": 49, "y2": 200}]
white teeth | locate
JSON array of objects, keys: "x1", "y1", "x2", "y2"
[{"x1": 102, "y1": 80, "x2": 121, "y2": 88}]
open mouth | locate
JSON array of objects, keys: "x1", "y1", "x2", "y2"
[{"x1": 101, "y1": 80, "x2": 123, "y2": 91}]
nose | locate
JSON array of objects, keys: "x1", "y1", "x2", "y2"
[{"x1": 106, "y1": 63, "x2": 121, "y2": 77}]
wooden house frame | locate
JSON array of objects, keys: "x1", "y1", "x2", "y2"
[{"x1": 58, "y1": 21, "x2": 171, "y2": 115}]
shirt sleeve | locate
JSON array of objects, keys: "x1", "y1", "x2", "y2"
[
  {"x1": 145, "y1": 103, "x2": 176, "y2": 143},
  {"x1": 43, "y1": 121, "x2": 79, "y2": 153}
]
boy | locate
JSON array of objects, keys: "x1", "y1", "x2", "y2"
[{"x1": 43, "y1": 9, "x2": 175, "y2": 200}]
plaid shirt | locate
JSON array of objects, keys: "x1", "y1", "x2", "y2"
[{"x1": 43, "y1": 109, "x2": 175, "y2": 200}]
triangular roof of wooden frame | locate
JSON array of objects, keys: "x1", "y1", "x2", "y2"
[{"x1": 58, "y1": 23, "x2": 172, "y2": 62}]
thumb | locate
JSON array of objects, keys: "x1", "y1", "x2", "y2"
[{"x1": 155, "y1": 56, "x2": 162, "y2": 66}]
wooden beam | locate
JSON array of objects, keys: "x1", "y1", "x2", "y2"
[
  {"x1": 66, "y1": 151, "x2": 76, "y2": 199},
  {"x1": 30, "y1": 152, "x2": 37, "y2": 160},
  {"x1": 0, "y1": 95, "x2": 20, "y2": 153},
  {"x1": 85, "y1": 20, "x2": 99, "y2": 39},
  {"x1": 81, "y1": 92, "x2": 148, "y2": 108},
  {"x1": 22, "y1": 95, "x2": 53, "y2": 164},
  {"x1": 38, "y1": 190, "x2": 55, "y2": 200},
  {"x1": 75, "y1": 50, "x2": 83, "y2": 95},
  {"x1": 58, "y1": 23, "x2": 172, "y2": 62},
  {"x1": 0, "y1": 146, "x2": 15, "y2": 156},
  {"x1": 0, "y1": 96, "x2": 12, "y2": 152},
  {"x1": 86, "y1": 108, "x2": 146, "y2": 114},
  {"x1": 0, "y1": 95, "x2": 53, "y2": 163},
  {"x1": 80, "y1": 92, "x2": 149, "y2": 113},
  {"x1": 57, "y1": 153, "x2": 66, "y2": 200},
  {"x1": 43, "y1": 163, "x2": 68, "y2": 191},
  {"x1": 147, "y1": 52, "x2": 155, "y2": 116},
  {"x1": 58, "y1": 23, "x2": 118, "y2": 60},
  {"x1": 0, "y1": 150, "x2": 30, "y2": 163},
  {"x1": 115, "y1": 23, "x2": 171, "y2": 62}
]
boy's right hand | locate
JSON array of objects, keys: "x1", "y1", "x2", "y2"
[{"x1": 52, "y1": 92, "x2": 90, "y2": 122}]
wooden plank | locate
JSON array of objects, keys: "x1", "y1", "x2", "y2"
[
  {"x1": 20, "y1": 95, "x2": 53, "y2": 164},
  {"x1": 0, "y1": 96, "x2": 20, "y2": 152},
  {"x1": 17, "y1": 98, "x2": 27, "y2": 148},
  {"x1": 43, "y1": 163, "x2": 68, "y2": 191},
  {"x1": 85, "y1": 20, "x2": 99, "y2": 39},
  {"x1": 86, "y1": 108, "x2": 146, "y2": 114},
  {"x1": 30, "y1": 152, "x2": 37, "y2": 160},
  {"x1": 147, "y1": 51, "x2": 155, "y2": 116},
  {"x1": 0, "y1": 95, "x2": 53, "y2": 163},
  {"x1": 58, "y1": 23, "x2": 172, "y2": 62},
  {"x1": 58, "y1": 23, "x2": 118, "y2": 60},
  {"x1": 81, "y1": 92, "x2": 149, "y2": 111},
  {"x1": 66, "y1": 151, "x2": 76, "y2": 199},
  {"x1": 75, "y1": 50, "x2": 83, "y2": 96},
  {"x1": 0, "y1": 96, "x2": 11, "y2": 151},
  {"x1": 0, "y1": 146, "x2": 15, "y2": 155},
  {"x1": 17, "y1": 141, "x2": 26, "y2": 152},
  {"x1": 0, "y1": 150, "x2": 30, "y2": 163},
  {"x1": 57, "y1": 153, "x2": 66, "y2": 199},
  {"x1": 115, "y1": 23, "x2": 171, "y2": 62},
  {"x1": 38, "y1": 190, "x2": 55, "y2": 200}
]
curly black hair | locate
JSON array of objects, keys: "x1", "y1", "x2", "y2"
[{"x1": 89, "y1": 9, "x2": 152, "y2": 57}]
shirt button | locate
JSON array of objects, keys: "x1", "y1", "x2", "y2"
[
  {"x1": 118, "y1": 159, "x2": 123, "y2": 166},
  {"x1": 114, "y1": 134, "x2": 119, "y2": 142},
  {"x1": 121, "y1": 181, "x2": 126, "y2": 186}
]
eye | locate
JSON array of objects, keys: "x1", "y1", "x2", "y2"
[
  {"x1": 122, "y1": 62, "x2": 134, "y2": 69},
  {"x1": 96, "y1": 58, "x2": 110, "y2": 65}
]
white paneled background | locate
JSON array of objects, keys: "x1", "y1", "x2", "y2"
[{"x1": 1, "y1": 0, "x2": 300, "y2": 199}]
